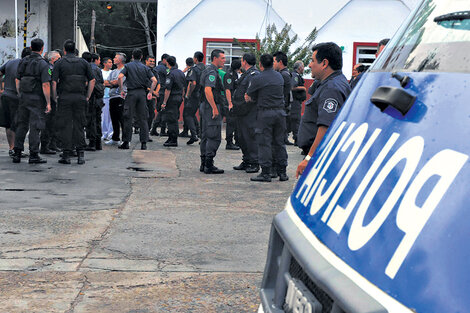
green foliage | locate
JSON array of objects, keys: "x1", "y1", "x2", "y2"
[
  {"x1": 234, "y1": 23, "x2": 317, "y2": 72},
  {"x1": 76, "y1": 1, "x2": 157, "y2": 59}
]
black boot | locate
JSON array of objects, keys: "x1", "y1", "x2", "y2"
[
  {"x1": 77, "y1": 150, "x2": 85, "y2": 165},
  {"x1": 29, "y1": 152, "x2": 47, "y2": 164},
  {"x1": 278, "y1": 166, "x2": 289, "y2": 181},
  {"x1": 118, "y1": 141, "x2": 129, "y2": 149},
  {"x1": 271, "y1": 165, "x2": 279, "y2": 179},
  {"x1": 58, "y1": 150, "x2": 71, "y2": 164},
  {"x1": 200, "y1": 156, "x2": 206, "y2": 172},
  {"x1": 204, "y1": 157, "x2": 224, "y2": 174},
  {"x1": 12, "y1": 148, "x2": 22, "y2": 163},
  {"x1": 187, "y1": 137, "x2": 198, "y2": 145},
  {"x1": 233, "y1": 161, "x2": 248, "y2": 171},
  {"x1": 225, "y1": 142, "x2": 240, "y2": 150},
  {"x1": 95, "y1": 140, "x2": 102, "y2": 151},
  {"x1": 245, "y1": 163, "x2": 260, "y2": 173},
  {"x1": 84, "y1": 140, "x2": 96, "y2": 151},
  {"x1": 251, "y1": 167, "x2": 272, "y2": 182}
]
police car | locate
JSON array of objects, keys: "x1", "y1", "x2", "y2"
[{"x1": 258, "y1": 0, "x2": 470, "y2": 312}]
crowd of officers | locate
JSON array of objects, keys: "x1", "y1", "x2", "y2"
[{"x1": 1, "y1": 37, "x2": 386, "y2": 182}]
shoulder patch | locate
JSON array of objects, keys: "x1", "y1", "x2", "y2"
[
  {"x1": 48, "y1": 68, "x2": 52, "y2": 76},
  {"x1": 323, "y1": 98, "x2": 339, "y2": 113},
  {"x1": 209, "y1": 75, "x2": 216, "y2": 82},
  {"x1": 165, "y1": 78, "x2": 171, "y2": 85},
  {"x1": 227, "y1": 78, "x2": 232, "y2": 84}
]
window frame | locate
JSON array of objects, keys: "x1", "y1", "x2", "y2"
[{"x1": 202, "y1": 38, "x2": 260, "y2": 66}]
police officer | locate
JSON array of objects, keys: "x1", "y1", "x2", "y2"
[
  {"x1": 150, "y1": 54, "x2": 169, "y2": 136},
  {"x1": 273, "y1": 51, "x2": 293, "y2": 147},
  {"x1": 223, "y1": 59, "x2": 241, "y2": 150},
  {"x1": 184, "y1": 51, "x2": 205, "y2": 145},
  {"x1": 199, "y1": 49, "x2": 225, "y2": 174},
  {"x1": 39, "y1": 50, "x2": 61, "y2": 155},
  {"x1": 82, "y1": 52, "x2": 104, "y2": 151},
  {"x1": 161, "y1": 56, "x2": 185, "y2": 147},
  {"x1": 12, "y1": 38, "x2": 51, "y2": 164},
  {"x1": 0, "y1": 47, "x2": 31, "y2": 157},
  {"x1": 118, "y1": 48, "x2": 157, "y2": 150},
  {"x1": 296, "y1": 42, "x2": 351, "y2": 178},
  {"x1": 145, "y1": 55, "x2": 159, "y2": 134},
  {"x1": 290, "y1": 60, "x2": 307, "y2": 146},
  {"x1": 52, "y1": 39, "x2": 95, "y2": 164},
  {"x1": 246, "y1": 53, "x2": 288, "y2": 182},
  {"x1": 179, "y1": 57, "x2": 194, "y2": 138},
  {"x1": 232, "y1": 53, "x2": 260, "y2": 173}
]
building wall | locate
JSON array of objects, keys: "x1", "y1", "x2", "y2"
[
  {"x1": 157, "y1": 0, "x2": 288, "y2": 67},
  {"x1": 315, "y1": 0, "x2": 411, "y2": 77},
  {"x1": 0, "y1": 0, "x2": 50, "y2": 64}
]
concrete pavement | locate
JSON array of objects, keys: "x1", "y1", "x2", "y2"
[{"x1": 0, "y1": 129, "x2": 303, "y2": 313}]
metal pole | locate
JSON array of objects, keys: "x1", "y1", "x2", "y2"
[
  {"x1": 23, "y1": 0, "x2": 27, "y2": 48},
  {"x1": 15, "y1": 0, "x2": 18, "y2": 58}
]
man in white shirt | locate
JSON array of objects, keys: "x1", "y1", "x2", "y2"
[{"x1": 101, "y1": 57, "x2": 113, "y2": 140}]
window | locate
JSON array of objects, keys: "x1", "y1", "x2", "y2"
[
  {"x1": 353, "y1": 42, "x2": 378, "y2": 68},
  {"x1": 203, "y1": 38, "x2": 259, "y2": 68}
]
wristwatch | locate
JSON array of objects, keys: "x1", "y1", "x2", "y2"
[{"x1": 304, "y1": 155, "x2": 311, "y2": 161}]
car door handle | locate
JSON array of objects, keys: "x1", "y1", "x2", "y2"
[{"x1": 370, "y1": 86, "x2": 417, "y2": 116}]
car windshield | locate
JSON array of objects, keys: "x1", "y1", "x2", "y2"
[{"x1": 372, "y1": 0, "x2": 470, "y2": 73}]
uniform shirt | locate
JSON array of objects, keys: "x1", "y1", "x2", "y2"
[
  {"x1": 108, "y1": 67, "x2": 126, "y2": 99},
  {"x1": 200, "y1": 63, "x2": 224, "y2": 107},
  {"x1": 246, "y1": 68, "x2": 284, "y2": 109},
  {"x1": 91, "y1": 63, "x2": 104, "y2": 98},
  {"x1": 279, "y1": 67, "x2": 292, "y2": 108},
  {"x1": 120, "y1": 60, "x2": 154, "y2": 90},
  {"x1": 185, "y1": 63, "x2": 205, "y2": 100},
  {"x1": 165, "y1": 67, "x2": 185, "y2": 98},
  {"x1": 304, "y1": 70, "x2": 351, "y2": 128},
  {"x1": 291, "y1": 71, "x2": 306, "y2": 115},
  {"x1": 148, "y1": 66, "x2": 159, "y2": 89},
  {"x1": 17, "y1": 52, "x2": 51, "y2": 99},
  {"x1": 52, "y1": 54, "x2": 93, "y2": 94},
  {"x1": 155, "y1": 62, "x2": 168, "y2": 94},
  {"x1": 0, "y1": 58, "x2": 21, "y2": 98},
  {"x1": 233, "y1": 66, "x2": 259, "y2": 105}
]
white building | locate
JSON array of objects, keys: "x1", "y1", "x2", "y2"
[{"x1": 157, "y1": 0, "x2": 421, "y2": 77}]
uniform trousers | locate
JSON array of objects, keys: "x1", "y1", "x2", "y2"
[
  {"x1": 200, "y1": 102, "x2": 222, "y2": 158},
  {"x1": 0, "y1": 94, "x2": 19, "y2": 131},
  {"x1": 109, "y1": 97, "x2": 124, "y2": 141},
  {"x1": 14, "y1": 95, "x2": 46, "y2": 153},
  {"x1": 183, "y1": 96, "x2": 199, "y2": 138},
  {"x1": 56, "y1": 93, "x2": 87, "y2": 152},
  {"x1": 40, "y1": 98, "x2": 57, "y2": 148},
  {"x1": 237, "y1": 110, "x2": 258, "y2": 164},
  {"x1": 162, "y1": 96, "x2": 182, "y2": 142},
  {"x1": 256, "y1": 109, "x2": 288, "y2": 168},
  {"x1": 122, "y1": 89, "x2": 149, "y2": 143},
  {"x1": 147, "y1": 98, "x2": 156, "y2": 130},
  {"x1": 225, "y1": 111, "x2": 237, "y2": 144},
  {"x1": 86, "y1": 97, "x2": 103, "y2": 143}
]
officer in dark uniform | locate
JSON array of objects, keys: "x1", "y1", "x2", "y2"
[
  {"x1": 184, "y1": 51, "x2": 205, "y2": 145},
  {"x1": 118, "y1": 48, "x2": 157, "y2": 150},
  {"x1": 273, "y1": 51, "x2": 293, "y2": 146},
  {"x1": 296, "y1": 42, "x2": 351, "y2": 177},
  {"x1": 179, "y1": 57, "x2": 194, "y2": 138},
  {"x1": 12, "y1": 38, "x2": 52, "y2": 164},
  {"x1": 82, "y1": 52, "x2": 105, "y2": 151},
  {"x1": 161, "y1": 56, "x2": 185, "y2": 146},
  {"x1": 0, "y1": 47, "x2": 31, "y2": 156},
  {"x1": 52, "y1": 39, "x2": 95, "y2": 164},
  {"x1": 290, "y1": 60, "x2": 307, "y2": 145},
  {"x1": 246, "y1": 53, "x2": 288, "y2": 182},
  {"x1": 232, "y1": 53, "x2": 260, "y2": 173},
  {"x1": 223, "y1": 59, "x2": 241, "y2": 150},
  {"x1": 199, "y1": 49, "x2": 226, "y2": 174},
  {"x1": 145, "y1": 55, "x2": 159, "y2": 134},
  {"x1": 39, "y1": 50, "x2": 61, "y2": 155},
  {"x1": 150, "y1": 54, "x2": 169, "y2": 136}
]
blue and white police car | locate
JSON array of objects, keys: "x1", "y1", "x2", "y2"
[{"x1": 259, "y1": 0, "x2": 470, "y2": 312}]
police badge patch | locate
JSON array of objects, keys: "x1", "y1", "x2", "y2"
[
  {"x1": 209, "y1": 75, "x2": 216, "y2": 82},
  {"x1": 227, "y1": 78, "x2": 232, "y2": 84},
  {"x1": 166, "y1": 78, "x2": 171, "y2": 85},
  {"x1": 323, "y1": 98, "x2": 338, "y2": 113},
  {"x1": 48, "y1": 68, "x2": 52, "y2": 76}
]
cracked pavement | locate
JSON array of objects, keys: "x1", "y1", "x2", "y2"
[{"x1": 0, "y1": 130, "x2": 303, "y2": 312}]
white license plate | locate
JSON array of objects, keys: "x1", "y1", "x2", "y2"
[{"x1": 284, "y1": 277, "x2": 322, "y2": 313}]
